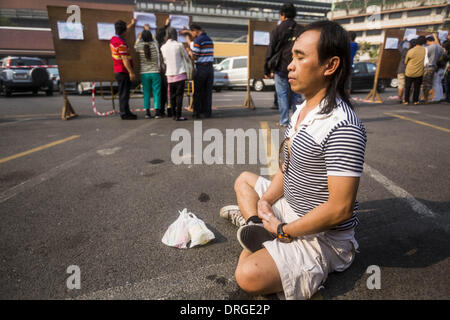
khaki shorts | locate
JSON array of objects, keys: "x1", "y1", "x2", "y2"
[
  {"x1": 254, "y1": 176, "x2": 359, "y2": 300},
  {"x1": 397, "y1": 73, "x2": 405, "y2": 90}
]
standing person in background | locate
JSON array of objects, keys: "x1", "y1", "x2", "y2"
[
  {"x1": 181, "y1": 27, "x2": 196, "y2": 113},
  {"x1": 135, "y1": 30, "x2": 162, "y2": 119},
  {"x1": 423, "y1": 34, "x2": 444, "y2": 103},
  {"x1": 110, "y1": 19, "x2": 137, "y2": 120},
  {"x1": 189, "y1": 24, "x2": 214, "y2": 119},
  {"x1": 404, "y1": 36, "x2": 426, "y2": 105},
  {"x1": 156, "y1": 18, "x2": 171, "y2": 117},
  {"x1": 271, "y1": 92, "x2": 279, "y2": 110},
  {"x1": 161, "y1": 28, "x2": 189, "y2": 121},
  {"x1": 345, "y1": 31, "x2": 359, "y2": 97},
  {"x1": 432, "y1": 55, "x2": 446, "y2": 102},
  {"x1": 441, "y1": 40, "x2": 450, "y2": 103},
  {"x1": 264, "y1": 3, "x2": 303, "y2": 128},
  {"x1": 396, "y1": 38, "x2": 409, "y2": 104}
]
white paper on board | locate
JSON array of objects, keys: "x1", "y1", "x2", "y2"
[
  {"x1": 385, "y1": 37, "x2": 399, "y2": 49},
  {"x1": 134, "y1": 12, "x2": 157, "y2": 39},
  {"x1": 178, "y1": 34, "x2": 187, "y2": 43},
  {"x1": 97, "y1": 23, "x2": 115, "y2": 40},
  {"x1": 404, "y1": 28, "x2": 417, "y2": 41},
  {"x1": 57, "y1": 21, "x2": 84, "y2": 40},
  {"x1": 169, "y1": 15, "x2": 189, "y2": 43},
  {"x1": 134, "y1": 12, "x2": 157, "y2": 28},
  {"x1": 438, "y1": 30, "x2": 448, "y2": 43},
  {"x1": 253, "y1": 31, "x2": 270, "y2": 46},
  {"x1": 170, "y1": 15, "x2": 189, "y2": 30}
]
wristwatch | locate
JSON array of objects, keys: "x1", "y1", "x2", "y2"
[{"x1": 277, "y1": 223, "x2": 292, "y2": 243}]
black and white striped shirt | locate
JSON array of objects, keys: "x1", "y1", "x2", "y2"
[{"x1": 283, "y1": 98, "x2": 366, "y2": 232}]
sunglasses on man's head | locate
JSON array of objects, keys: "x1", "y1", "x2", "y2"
[{"x1": 279, "y1": 137, "x2": 292, "y2": 174}]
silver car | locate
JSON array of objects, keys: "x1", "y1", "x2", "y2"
[
  {"x1": 214, "y1": 56, "x2": 274, "y2": 92},
  {"x1": 0, "y1": 56, "x2": 53, "y2": 97},
  {"x1": 213, "y1": 69, "x2": 229, "y2": 92}
]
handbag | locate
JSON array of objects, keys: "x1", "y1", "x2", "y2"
[
  {"x1": 180, "y1": 43, "x2": 193, "y2": 80},
  {"x1": 267, "y1": 24, "x2": 296, "y2": 72},
  {"x1": 158, "y1": 47, "x2": 166, "y2": 74}
]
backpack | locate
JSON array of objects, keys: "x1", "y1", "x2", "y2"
[{"x1": 267, "y1": 23, "x2": 297, "y2": 72}]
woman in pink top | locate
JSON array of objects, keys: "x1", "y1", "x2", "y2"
[{"x1": 160, "y1": 28, "x2": 190, "y2": 121}]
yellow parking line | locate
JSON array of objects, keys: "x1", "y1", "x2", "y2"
[
  {"x1": 384, "y1": 113, "x2": 450, "y2": 133},
  {"x1": 0, "y1": 135, "x2": 80, "y2": 164},
  {"x1": 1, "y1": 114, "x2": 59, "y2": 119}
]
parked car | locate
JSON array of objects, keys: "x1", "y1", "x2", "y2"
[
  {"x1": 351, "y1": 62, "x2": 390, "y2": 93},
  {"x1": 46, "y1": 67, "x2": 60, "y2": 92},
  {"x1": 63, "y1": 81, "x2": 118, "y2": 95},
  {"x1": 213, "y1": 69, "x2": 229, "y2": 92},
  {"x1": 214, "y1": 56, "x2": 274, "y2": 92},
  {"x1": 0, "y1": 56, "x2": 53, "y2": 97}
]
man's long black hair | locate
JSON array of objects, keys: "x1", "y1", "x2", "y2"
[{"x1": 297, "y1": 20, "x2": 353, "y2": 114}]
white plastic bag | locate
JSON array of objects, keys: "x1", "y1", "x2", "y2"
[
  {"x1": 187, "y1": 212, "x2": 215, "y2": 248},
  {"x1": 161, "y1": 209, "x2": 191, "y2": 249},
  {"x1": 162, "y1": 208, "x2": 215, "y2": 249}
]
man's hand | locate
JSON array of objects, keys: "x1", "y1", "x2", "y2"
[
  {"x1": 258, "y1": 201, "x2": 281, "y2": 235},
  {"x1": 264, "y1": 73, "x2": 274, "y2": 79},
  {"x1": 127, "y1": 18, "x2": 136, "y2": 30},
  {"x1": 257, "y1": 199, "x2": 274, "y2": 220},
  {"x1": 165, "y1": 17, "x2": 171, "y2": 27},
  {"x1": 129, "y1": 72, "x2": 136, "y2": 82}
]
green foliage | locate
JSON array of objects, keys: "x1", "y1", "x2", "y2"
[{"x1": 356, "y1": 41, "x2": 380, "y2": 63}]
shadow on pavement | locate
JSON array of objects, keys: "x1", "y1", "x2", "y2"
[{"x1": 322, "y1": 197, "x2": 449, "y2": 299}]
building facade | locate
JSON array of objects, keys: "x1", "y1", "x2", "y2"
[{"x1": 328, "y1": 0, "x2": 449, "y2": 45}]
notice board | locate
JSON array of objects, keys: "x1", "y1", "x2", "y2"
[
  {"x1": 247, "y1": 20, "x2": 278, "y2": 80},
  {"x1": 47, "y1": 6, "x2": 179, "y2": 82}
]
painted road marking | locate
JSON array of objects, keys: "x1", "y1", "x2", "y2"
[
  {"x1": 0, "y1": 135, "x2": 80, "y2": 164},
  {"x1": 390, "y1": 110, "x2": 420, "y2": 114},
  {"x1": 0, "y1": 122, "x2": 153, "y2": 204},
  {"x1": 0, "y1": 113, "x2": 59, "y2": 119},
  {"x1": 363, "y1": 164, "x2": 436, "y2": 218},
  {"x1": 424, "y1": 114, "x2": 450, "y2": 121},
  {"x1": 0, "y1": 118, "x2": 33, "y2": 126},
  {"x1": 384, "y1": 113, "x2": 450, "y2": 133},
  {"x1": 96, "y1": 147, "x2": 122, "y2": 156}
]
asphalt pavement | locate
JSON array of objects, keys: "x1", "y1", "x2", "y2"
[{"x1": 0, "y1": 87, "x2": 449, "y2": 300}]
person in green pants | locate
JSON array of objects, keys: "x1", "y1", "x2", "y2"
[{"x1": 134, "y1": 29, "x2": 162, "y2": 118}]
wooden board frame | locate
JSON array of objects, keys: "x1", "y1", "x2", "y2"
[
  {"x1": 366, "y1": 28, "x2": 442, "y2": 103},
  {"x1": 47, "y1": 5, "x2": 190, "y2": 119},
  {"x1": 244, "y1": 20, "x2": 277, "y2": 110},
  {"x1": 47, "y1": 6, "x2": 138, "y2": 83}
]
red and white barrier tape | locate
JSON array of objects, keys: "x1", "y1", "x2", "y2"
[
  {"x1": 91, "y1": 82, "x2": 117, "y2": 116},
  {"x1": 351, "y1": 95, "x2": 400, "y2": 103},
  {"x1": 5, "y1": 65, "x2": 58, "y2": 69},
  {"x1": 91, "y1": 82, "x2": 146, "y2": 116}
]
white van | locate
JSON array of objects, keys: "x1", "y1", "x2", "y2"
[{"x1": 214, "y1": 56, "x2": 274, "y2": 91}]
